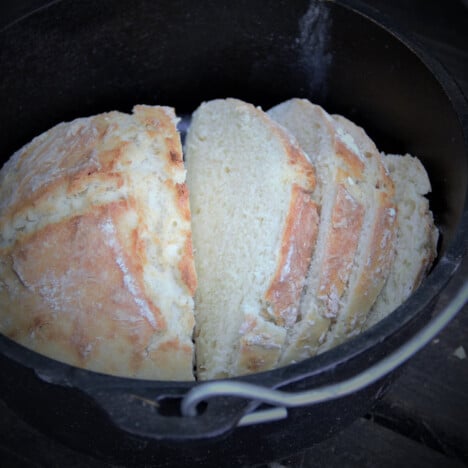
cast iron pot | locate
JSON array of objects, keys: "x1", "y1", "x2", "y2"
[{"x1": 0, "y1": 0, "x2": 467, "y2": 466}]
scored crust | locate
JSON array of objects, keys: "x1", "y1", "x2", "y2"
[
  {"x1": 238, "y1": 184, "x2": 319, "y2": 375},
  {"x1": 264, "y1": 185, "x2": 319, "y2": 328},
  {"x1": 0, "y1": 105, "x2": 196, "y2": 380}
]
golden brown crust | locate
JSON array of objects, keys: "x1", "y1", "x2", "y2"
[
  {"x1": 285, "y1": 143, "x2": 316, "y2": 189},
  {"x1": 175, "y1": 183, "x2": 192, "y2": 222},
  {"x1": 334, "y1": 139, "x2": 365, "y2": 179},
  {"x1": 236, "y1": 315, "x2": 286, "y2": 375},
  {"x1": 335, "y1": 117, "x2": 397, "y2": 327},
  {"x1": 0, "y1": 119, "x2": 104, "y2": 223},
  {"x1": 265, "y1": 184, "x2": 319, "y2": 327},
  {"x1": 133, "y1": 106, "x2": 186, "y2": 179},
  {"x1": 148, "y1": 338, "x2": 194, "y2": 378},
  {"x1": 317, "y1": 184, "x2": 365, "y2": 318},
  {"x1": 2, "y1": 211, "x2": 194, "y2": 378},
  {"x1": 179, "y1": 236, "x2": 198, "y2": 296},
  {"x1": 0, "y1": 106, "x2": 196, "y2": 380},
  {"x1": 3, "y1": 203, "x2": 169, "y2": 375},
  {"x1": 238, "y1": 342, "x2": 278, "y2": 374},
  {"x1": 343, "y1": 196, "x2": 397, "y2": 334}
]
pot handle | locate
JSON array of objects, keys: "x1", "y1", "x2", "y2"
[
  {"x1": 181, "y1": 280, "x2": 468, "y2": 425},
  {"x1": 78, "y1": 382, "x2": 256, "y2": 441}
]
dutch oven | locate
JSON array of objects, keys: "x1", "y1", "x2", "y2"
[{"x1": 0, "y1": 0, "x2": 467, "y2": 466}]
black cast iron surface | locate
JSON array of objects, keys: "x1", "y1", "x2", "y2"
[{"x1": 0, "y1": 0, "x2": 467, "y2": 467}]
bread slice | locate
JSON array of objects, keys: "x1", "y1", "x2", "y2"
[
  {"x1": 185, "y1": 98, "x2": 318, "y2": 379},
  {"x1": 364, "y1": 154, "x2": 438, "y2": 328},
  {"x1": 268, "y1": 98, "x2": 397, "y2": 362},
  {"x1": 0, "y1": 105, "x2": 197, "y2": 380}
]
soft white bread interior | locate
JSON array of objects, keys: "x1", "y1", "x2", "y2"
[
  {"x1": 268, "y1": 98, "x2": 397, "y2": 361},
  {"x1": 364, "y1": 154, "x2": 438, "y2": 328},
  {"x1": 185, "y1": 98, "x2": 319, "y2": 380},
  {"x1": 0, "y1": 105, "x2": 197, "y2": 380}
]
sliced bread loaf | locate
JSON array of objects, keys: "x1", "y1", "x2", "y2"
[
  {"x1": 0, "y1": 98, "x2": 438, "y2": 381},
  {"x1": 318, "y1": 114, "x2": 397, "y2": 351},
  {"x1": 185, "y1": 98, "x2": 319, "y2": 379},
  {"x1": 0, "y1": 105, "x2": 197, "y2": 380},
  {"x1": 268, "y1": 98, "x2": 397, "y2": 361}
]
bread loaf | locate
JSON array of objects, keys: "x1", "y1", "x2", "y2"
[
  {"x1": 0, "y1": 98, "x2": 437, "y2": 380},
  {"x1": 185, "y1": 98, "x2": 319, "y2": 379},
  {"x1": 0, "y1": 105, "x2": 197, "y2": 380}
]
